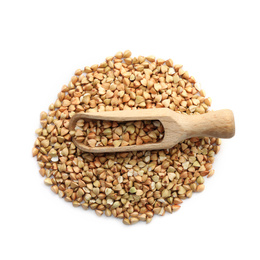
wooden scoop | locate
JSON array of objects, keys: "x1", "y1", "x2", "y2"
[{"x1": 69, "y1": 108, "x2": 235, "y2": 153}]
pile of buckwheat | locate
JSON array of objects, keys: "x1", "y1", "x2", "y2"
[{"x1": 33, "y1": 50, "x2": 220, "y2": 225}]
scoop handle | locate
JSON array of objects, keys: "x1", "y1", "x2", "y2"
[{"x1": 182, "y1": 109, "x2": 235, "y2": 138}]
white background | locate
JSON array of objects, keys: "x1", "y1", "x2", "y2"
[{"x1": 1, "y1": 1, "x2": 260, "y2": 260}]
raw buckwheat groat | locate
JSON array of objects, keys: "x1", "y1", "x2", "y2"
[
  {"x1": 74, "y1": 119, "x2": 164, "y2": 148},
  {"x1": 33, "y1": 50, "x2": 219, "y2": 225}
]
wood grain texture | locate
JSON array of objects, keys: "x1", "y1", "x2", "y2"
[{"x1": 69, "y1": 108, "x2": 235, "y2": 153}]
